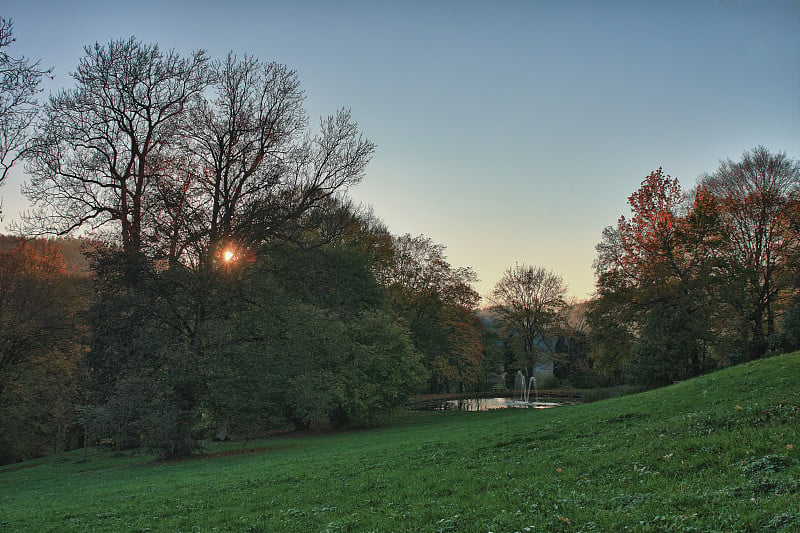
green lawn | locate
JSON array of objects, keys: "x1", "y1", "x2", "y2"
[{"x1": 2, "y1": 352, "x2": 799, "y2": 532}]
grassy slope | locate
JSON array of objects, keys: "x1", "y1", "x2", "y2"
[{"x1": 2, "y1": 352, "x2": 799, "y2": 532}]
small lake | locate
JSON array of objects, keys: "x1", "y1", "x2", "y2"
[{"x1": 414, "y1": 397, "x2": 566, "y2": 412}]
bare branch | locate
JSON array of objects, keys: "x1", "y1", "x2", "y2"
[{"x1": 0, "y1": 17, "x2": 52, "y2": 187}]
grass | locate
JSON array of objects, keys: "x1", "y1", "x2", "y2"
[{"x1": 2, "y1": 352, "x2": 799, "y2": 532}]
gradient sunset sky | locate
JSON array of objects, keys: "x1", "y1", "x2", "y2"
[{"x1": 2, "y1": 0, "x2": 798, "y2": 300}]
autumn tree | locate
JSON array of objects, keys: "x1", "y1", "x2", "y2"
[
  {"x1": 700, "y1": 146, "x2": 800, "y2": 359},
  {"x1": 0, "y1": 18, "x2": 50, "y2": 191},
  {"x1": 489, "y1": 264, "x2": 567, "y2": 382},
  {"x1": 379, "y1": 234, "x2": 482, "y2": 392},
  {"x1": 591, "y1": 169, "x2": 729, "y2": 385}
]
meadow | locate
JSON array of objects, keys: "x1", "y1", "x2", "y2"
[{"x1": 2, "y1": 352, "x2": 799, "y2": 532}]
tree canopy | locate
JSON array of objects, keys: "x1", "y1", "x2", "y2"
[
  {"x1": 489, "y1": 264, "x2": 567, "y2": 380},
  {"x1": 590, "y1": 148, "x2": 800, "y2": 385}
]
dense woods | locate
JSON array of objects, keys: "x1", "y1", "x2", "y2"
[
  {"x1": 0, "y1": 35, "x2": 497, "y2": 462},
  {"x1": 1, "y1": 23, "x2": 798, "y2": 464}
]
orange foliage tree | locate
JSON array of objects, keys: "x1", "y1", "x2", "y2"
[
  {"x1": 591, "y1": 169, "x2": 729, "y2": 384},
  {"x1": 700, "y1": 146, "x2": 800, "y2": 358}
]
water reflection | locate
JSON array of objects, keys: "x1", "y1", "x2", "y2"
[{"x1": 439, "y1": 397, "x2": 562, "y2": 411}]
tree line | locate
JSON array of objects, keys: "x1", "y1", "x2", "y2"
[
  {"x1": 482, "y1": 148, "x2": 800, "y2": 390},
  {"x1": 0, "y1": 223, "x2": 499, "y2": 463},
  {"x1": 0, "y1": 24, "x2": 503, "y2": 462},
  {"x1": 589, "y1": 148, "x2": 800, "y2": 385}
]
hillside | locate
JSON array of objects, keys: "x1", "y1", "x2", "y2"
[{"x1": 2, "y1": 352, "x2": 799, "y2": 531}]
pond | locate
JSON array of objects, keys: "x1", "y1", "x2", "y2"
[{"x1": 414, "y1": 396, "x2": 566, "y2": 412}]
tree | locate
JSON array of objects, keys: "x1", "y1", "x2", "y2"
[
  {"x1": 0, "y1": 236, "x2": 89, "y2": 464},
  {"x1": 586, "y1": 276, "x2": 636, "y2": 384},
  {"x1": 700, "y1": 146, "x2": 800, "y2": 359},
  {"x1": 23, "y1": 38, "x2": 210, "y2": 255},
  {"x1": 0, "y1": 237, "x2": 69, "y2": 379},
  {"x1": 24, "y1": 42, "x2": 374, "y2": 266},
  {"x1": 142, "y1": 58, "x2": 374, "y2": 452},
  {"x1": 489, "y1": 264, "x2": 567, "y2": 379},
  {"x1": 84, "y1": 248, "x2": 182, "y2": 453},
  {"x1": 24, "y1": 42, "x2": 377, "y2": 458},
  {"x1": 615, "y1": 168, "x2": 684, "y2": 299},
  {"x1": 381, "y1": 234, "x2": 480, "y2": 312},
  {"x1": 196, "y1": 235, "x2": 424, "y2": 434},
  {"x1": 552, "y1": 301, "x2": 593, "y2": 387},
  {"x1": 145, "y1": 53, "x2": 375, "y2": 269},
  {"x1": 775, "y1": 297, "x2": 800, "y2": 353},
  {"x1": 0, "y1": 18, "x2": 51, "y2": 190},
  {"x1": 177, "y1": 55, "x2": 305, "y2": 253},
  {"x1": 590, "y1": 169, "x2": 729, "y2": 384},
  {"x1": 378, "y1": 234, "x2": 482, "y2": 392}
]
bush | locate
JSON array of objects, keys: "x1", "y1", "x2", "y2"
[
  {"x1": 328, "y1": 311, "x2": 426, "y2": 427},
  {"x1": 143, "y1": 387, "x2": 200, "y2": 459},
  {"x1": 277, "y1": 308, "x2": 425, "y2": 429},
  {"x1": 775, "y1": 300, "x2": 800, "y2": 353}
]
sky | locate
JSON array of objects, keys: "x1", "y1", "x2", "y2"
[{"x1": 2, "y1": 0, "x2": 798, "y2": 301}]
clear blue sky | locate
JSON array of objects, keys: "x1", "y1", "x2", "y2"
[{"x1": 2, "y1": 0, "x2": 798, "y2": 300}]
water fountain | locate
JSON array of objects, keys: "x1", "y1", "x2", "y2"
[{"x1": 515, "y1": 370, "x2": 538, "y2": 403}]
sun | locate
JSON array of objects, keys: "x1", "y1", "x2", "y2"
[{"x1": 223, "y1": 249, "x2": 235, "y2": 262}]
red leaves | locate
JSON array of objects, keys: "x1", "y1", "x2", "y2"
[
  {"x1": 0, "y1": 237, "x2": 67, "y2": 283},
  {"x1": 617, "y1": 168, "x2": 683, "y2": 270},
  {"x1": 605, "y1": 168, "x2": 723, "y2": 300},
  {"x1": 626, "y1": 168, "x2": 681, "y2": 239},
  {"x1": 598, "y1": 167, "x2": 733, "y2": 307}
]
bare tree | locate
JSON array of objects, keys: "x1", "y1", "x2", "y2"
[
  {"x1": 23, "y1": 38, "x2": 210, "y2": 254},
  {"x1": 700, "y1": 146, "x2": 800, "y2": 357},
  {"x1": 172, "y1": 55, "x2": 306, "y2": 257},
  {"x1": 153, "y1": 54, "x2": 375, "y2": 267},
  {"x1": 489, "y1": 264, "x2": 567, "y2": 374},
  {"x1": 0, "y1": 18, "x2": 51, "y2": 190}
]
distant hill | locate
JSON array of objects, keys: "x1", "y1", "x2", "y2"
[{"x1": 0, "y1": 234, "x2": 93, "y2": 274}]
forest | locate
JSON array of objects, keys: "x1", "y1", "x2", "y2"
[{"x1": 1, "y1": 24, "x2": 799, "y2": 464}]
